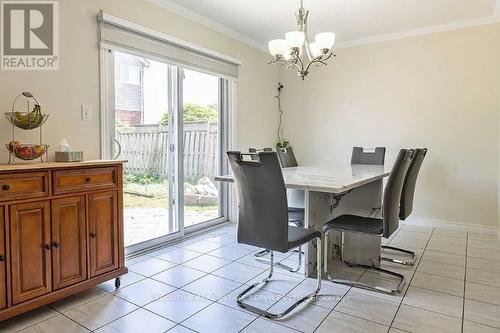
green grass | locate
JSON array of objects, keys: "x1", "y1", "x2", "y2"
[{"x1": 124, "y1": 193, "x2": 217, "y2": 212}]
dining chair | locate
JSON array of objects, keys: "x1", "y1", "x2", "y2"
[
  {"x1": 227, "y1": 151, "x2": 322, "y2": 319},
  {"x1": 249, "y1": 148, "x2": 304, "y2": 272},
  {"x1": 382, "y1": 148, "x2": 428, "y2": 266},
  {"x1": 351, "y1": 146, "x2": 417, "y2": 266},
  {"x1": 323, "y1": 149, "x2": 414, "y2": 295},
  {"x1": 351, "y1": 147, "x2": 386, "y2": 165}
]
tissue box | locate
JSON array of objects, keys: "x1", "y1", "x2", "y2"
[{"x1": 55, "y1": 151, "x2": 83, "y2": 162}]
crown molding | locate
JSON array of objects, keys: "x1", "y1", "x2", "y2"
[
  {"x1": 335, "y1": 15, "x2": 500, "y2": 50},
  {"x1": 145, "y1": 0, "x2": 268, "y2": 52},
  {"x1": 146, "y1": 0, "x2": 500, "y2": 54}
]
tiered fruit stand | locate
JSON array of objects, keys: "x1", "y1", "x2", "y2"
[{"x1": 5, "y1": 92, "x2": 49, "y2": 164}]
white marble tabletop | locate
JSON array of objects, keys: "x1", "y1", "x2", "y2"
[{"x1": 215, "y1": 164, "x2": 391, "y2": 194}]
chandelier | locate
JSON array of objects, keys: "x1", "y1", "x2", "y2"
[{"x1": 268, "y1": 0, "x2": 336, "y2": 80}]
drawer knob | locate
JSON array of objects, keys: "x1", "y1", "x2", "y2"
[
  {"x1": 1, "y1": 184, "x2": 9, "y2": 191},
  {"x1": 85, "y1": 177, "x2": 91, "y2": 182},
  {"x1": 0, "y1": 255, "x2": 5, "y2": 262},
  {"x1": 90, "y1": 232, "x2": 96, "y2": 238}
]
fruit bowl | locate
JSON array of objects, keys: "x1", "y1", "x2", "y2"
[
  {"x1": 6, "y1": 143, "x2": 49, "y2": 160},
  {"x1": 5, "y1": 112, "x2": 49, "y2": 130}
]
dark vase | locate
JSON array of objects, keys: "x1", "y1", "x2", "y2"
[{"x1": 276, "y1": 145, "x2": 298, "y2": 167}]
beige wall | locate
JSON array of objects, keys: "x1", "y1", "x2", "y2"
[
  {"x1": 0, "y1": 0, "x2": 279, "y2": 162},
  {"x1": 281, "y1": 23, "x2": 500, "y2": 226}
]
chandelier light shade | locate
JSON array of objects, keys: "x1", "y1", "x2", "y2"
[
  {"x1": 315, "y1": 32, "x2": 336, "y2": 51},
  {"x1": 285, "y1": 31, "x2": 305, "y2": 48},
  {"x1": 268, "y1": 39, "x2": 287, "y2": 58},
  {"x1": 268, "y1": 0, "x2": 336, "y2": 80}
]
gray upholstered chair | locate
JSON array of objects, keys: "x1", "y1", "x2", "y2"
[
  {"x1": 382, "y1": 148, "x2": 428, "y2": 266},
  {"x1": 351, "y1": 147, "x2": 386, "y2": 165},
  {"x1": 323, "y1": 149, "x2": 414, "y2": 295},
  {"x1": 351, "y1": 146, "x2": 415, "y2": 266},
  {"x1": 249, "y1": 148, "x2": 304, "y2": 272},
  {"x1": 227, "y1": 151, "x2": 322, "y2": 319}
]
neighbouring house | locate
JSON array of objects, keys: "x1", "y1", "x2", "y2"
[{"x1": 114, "y1": 52, "x2": 149, "y2": 125}]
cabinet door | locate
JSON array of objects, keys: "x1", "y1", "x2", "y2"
[
  {"x1": 10, "y1": 201, "x2": 51, "y2": 304},
  {"x1": 0, "y1": 206, "x2": 6, "y2": 309},
  {"x1": 89, "y1": 191, "x2": 118, "y2": 277},
  {"x1": 52, "y1": 196, "x2": 87, "y2": 290}
]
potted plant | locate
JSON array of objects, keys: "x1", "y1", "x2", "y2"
[{"x1": 275, "y1": 83, "x2": 298, "y2": 167}]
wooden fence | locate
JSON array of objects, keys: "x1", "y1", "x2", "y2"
[{"x1": 116, "y1": 121, "x2": 218, "y2": 179}]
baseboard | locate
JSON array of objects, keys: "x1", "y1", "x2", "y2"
[{"x1": 404, "y1": 216, "x2": 497, "y2": 234}]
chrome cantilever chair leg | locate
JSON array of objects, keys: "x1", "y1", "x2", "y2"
[
  {"x1": 381, "y1": 245, "x2": 416, "y2": 266},
  {"x1": 324, "y1": 231, "x2": 405, "y2": 295},
  {"x1": 238, "y1": 238, "x2": 321, "y2": 319},
  {"x1": 254, "y1": 245, "x2": 302, "y2": 272}
]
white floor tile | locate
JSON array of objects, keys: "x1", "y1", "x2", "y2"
[
  {"x1": 466, "y1": 281, "x2": 500, "y2": 306},
  {"x1": 113, "y1": 278, "x2": 176, "y2": 306},
  {"x1": 128, "y1": 257, "x2": 177, "y2": 277},
  {"x1": 145, "y1": 289, "x2": 212, "y2": 323},
  {"x1": 64, "y1": 294, "x2": 138, "y2": 331},
  {"x1": 421, "y1": 250, "x2": 466, "y2": 267},
  {"x1": 467, "y1": 257, "x2": 500, "y2": 273},
  {"x1": 402, "y1": 286, "x2": 463, "y2": 318},
  {"x1": 464, "y1": 299, "x2": 500, "y2": 328},
  {"x1": 182, "y1": 302, "x2": 256, "y2": 333},
  {"x1": 182, "y1": 274, "x2": 241, "y2": 301},
  {"x1": 167, "y1": 325, "x2": 197, "y2": 333},
  {"x1": 463, "y1": 321, "x2": 500, "y2": 333},
  {"x1": 410, "y1": 271, "x2": 464, "y2": 297},
  {"x1": 17, "y1": 314, "x2": 89, "y2": 333},
  {"x1": 467, "y1": 268, "x2": 500, "y2": 288},
  {"x1": 182, "y1": 240, "x2": 224, "y2": 253},
  {"x1": 183, "y1": 254, "x2": 231, "y2": 273},
  {"x1": 316, "y1": 311, "x2": 389, "y2": 333},
  {"x1": 0, "y1": 307, "x2": 60, "y2": 332},
  {"x1": 212, "y1": 261, "x2": 266, "y2": 284},
  {"x1": 241, "y1": 317, "x2": 300, "y2": 333},
  {"x1": 95, "y1": 308, "x2": 175, "y2": 333},
  {"x1": 417, "y1": 260, "x2": 465, "y2": 280},
  {"x1": 392, "y1": 304, "x2": 461, "y2": 333},
  {"x1": 97, "y1": 272, "x2": 145, "y2": 292},
  {"x1": 468, "y1": 248, "x2": 500, "y2": 262},
  {"x1": 208, "y1": 243, "x2": 253, "y2": 261},
  {"x1": 334, "y1": 291, "x2": 399, "y2": 326},
  {"x1": 266, "y1": 300, "x2": 331, "y2": 333},
  {"x1": 156, "y1": 248, "x2": 202, "y2": 264},
  {"x1": 152, "y1": 265, "x2": 207, "y2": 288},
  {"x1": 50, "y1": 288, "x2": 108, "y2": 312}
]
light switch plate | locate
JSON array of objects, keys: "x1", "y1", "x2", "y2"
[{"x1": 81, "y1": 105, "x2": 92, "y2": 121}]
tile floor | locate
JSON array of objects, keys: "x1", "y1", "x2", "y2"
[{"x1": 1, "y1": 223, "x2": 500, "y2": 333}]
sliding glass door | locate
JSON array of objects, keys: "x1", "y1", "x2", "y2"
[
  {"x1": 181, "y1": 69, "x2": 223, "y2": 228},
  {"x1": 102, "y1": 49, "x2": 228, "y2": 252}
]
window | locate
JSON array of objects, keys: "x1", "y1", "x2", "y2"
[
  {"x1": 119, "y1": 64, "x2": 141, "y2": 85},
  {"x1": 99, "y1": 12, "x2": 239, "y2": 254}
]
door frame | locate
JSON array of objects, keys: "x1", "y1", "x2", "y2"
[{"x1": 100, "y1": 47, "x2": 232, "y2": 255}]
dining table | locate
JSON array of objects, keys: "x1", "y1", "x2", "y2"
[{"x1": 215, "y1": 163, "x2": 391, "y2": 278}]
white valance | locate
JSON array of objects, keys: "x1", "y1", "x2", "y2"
[{"x1": 98, "y1": 11, "x2": 240, "y2": 80}]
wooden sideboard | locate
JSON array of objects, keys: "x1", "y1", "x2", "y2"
[{"x1": 0, "y1": 160, "x2": 127, "y2": 321}]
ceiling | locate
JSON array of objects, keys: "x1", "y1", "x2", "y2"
[{"x1": 150, "y1": 0, "x2": 499, "y2": 50}]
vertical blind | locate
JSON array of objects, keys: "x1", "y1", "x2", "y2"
[{"x1": 98, "y1": 11, "x2": 240, "y2": 80}]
